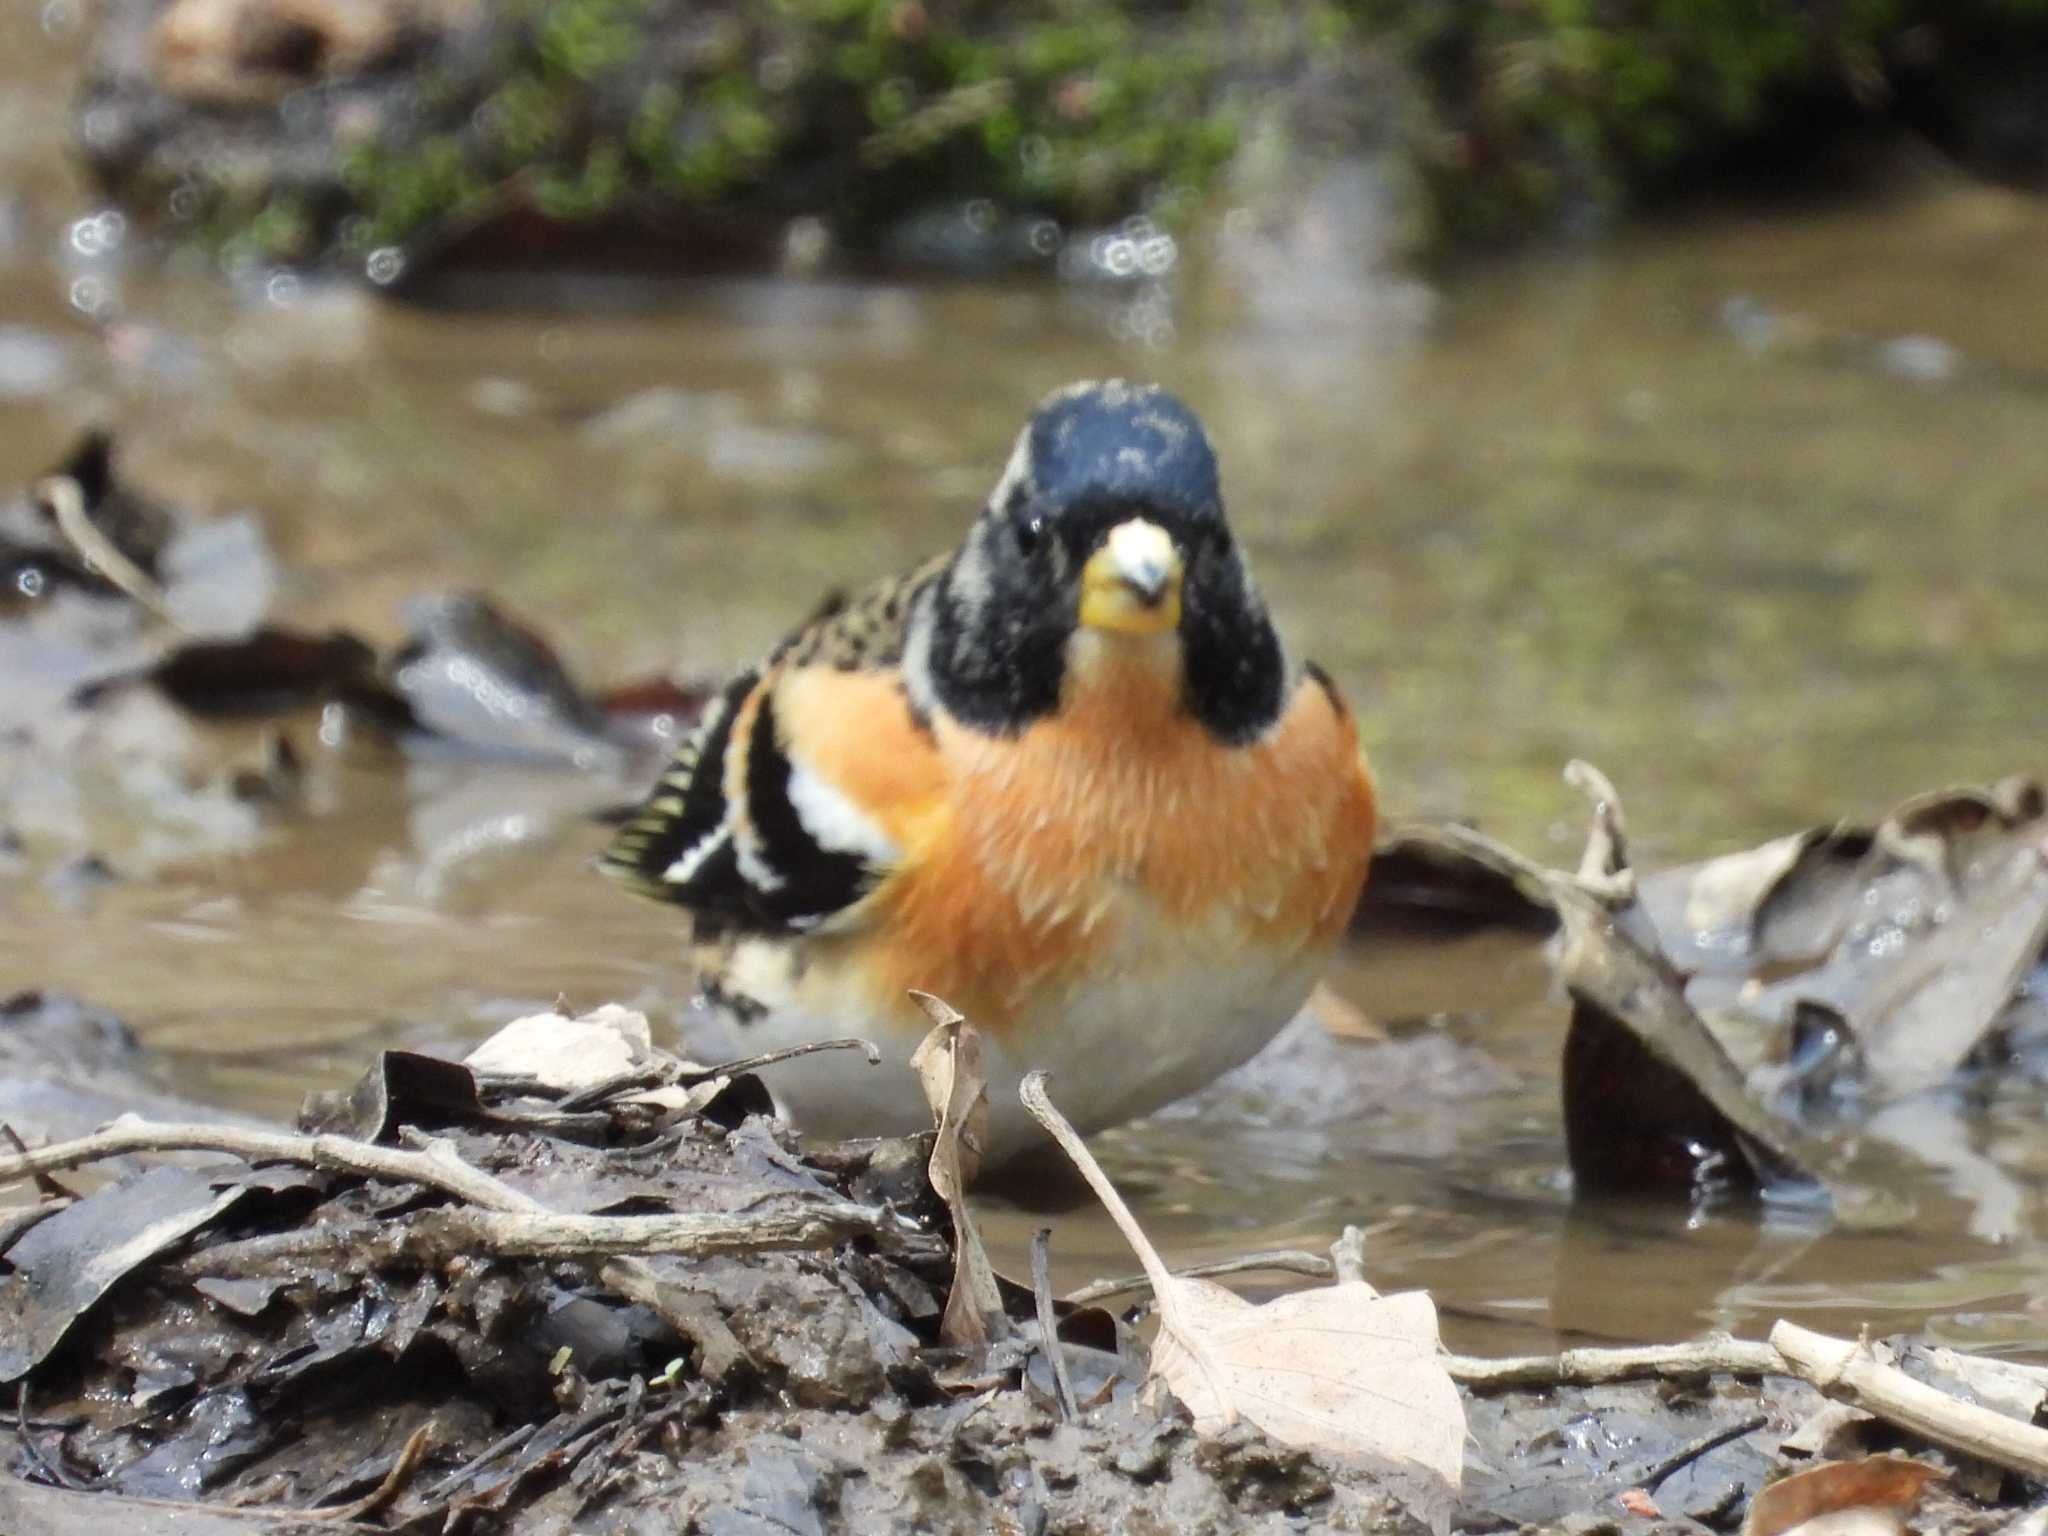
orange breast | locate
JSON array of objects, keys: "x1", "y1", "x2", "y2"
[{"x1": 846, "y1": 647, "x2": 1376, "y2": 1034}]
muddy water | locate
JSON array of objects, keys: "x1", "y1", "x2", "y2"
[{"x1": 6, "y1": 11, "x2": 2048, "y2": 1357}]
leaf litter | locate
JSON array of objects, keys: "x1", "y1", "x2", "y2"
[{"x1": 1, "y1": 1006, "x2": 1454, "y2": 1535}]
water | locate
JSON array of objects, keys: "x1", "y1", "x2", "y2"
[{"x1": 4, "y1": 10, "x2": 2047, "y2": 1358}]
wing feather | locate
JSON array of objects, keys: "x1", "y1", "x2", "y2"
[{"x1": 599, "y1": 557, "x2": 945, "y2": 935}]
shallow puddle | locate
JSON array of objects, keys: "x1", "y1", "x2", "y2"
[{"x1": 4, "y1": 7, "x2": 2048, "y2": 1357}]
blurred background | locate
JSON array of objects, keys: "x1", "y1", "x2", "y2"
[{"x1": 3, "y1": 1, "x2": 2047, "y2": 1354}]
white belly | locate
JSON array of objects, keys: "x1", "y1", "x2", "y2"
[{"x1": 696, "y1": 901, "x2": 1330, "y2": 1163}]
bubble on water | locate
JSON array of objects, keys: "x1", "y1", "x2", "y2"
[
  {"x1": 365, "y1": 246, "x2": 405, "y2": 285},
  {"x1": 16, "y1": 567, "x2": 45, "y2": 599},
  {"x1": 68, "y1": 214, "x2": 112, "y2": 258},
  {"x1": 69, "y1": 275, "x2": 110, "y2": 317},
  {"x1": 40, "y1": 0, "x2": 82, "y2": 36}
]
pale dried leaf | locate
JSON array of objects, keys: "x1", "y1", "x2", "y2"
[
  {"x1": 464, "y1": 1004, "x2": 652, "y2": 1092},
  {"x1": 1779, "y1": 1400, "x2": 1878, "y2": 1461},
  {"x1": 1020, "y1": 1073, "x2": 1465, "y2": 1507},
  {"x1": 909, "y1": 993, "x2": 1006, "y2": 1349},
  {"x1": 1678, "y1": 832, "x2": 1820, "y2": 945},
  {"x1": 1743, "y1": 1455, "x2": 1948, "y2": 1536},
  {"x1": 620, "y1": 1078, "x2": 732, "y2": 1117}
]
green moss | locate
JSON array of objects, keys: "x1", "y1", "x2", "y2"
[{"x1": 159, "y1": 0, "x2": 2048, "y2": 269}]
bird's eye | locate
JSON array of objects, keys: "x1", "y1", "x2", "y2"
[{"x1": 1014, "y1": 516, "x2": 1045, "y2": 554}]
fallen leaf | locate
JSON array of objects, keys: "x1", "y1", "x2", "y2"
[
  {"x1": 0, "y1": 1163, "x2": 253, "y2": 1381},
  {"x1": 1742, "y1": 1454, "x2": 1947, "y2": 1536},
  {"x1": 464, "y1": 1004, "x2": 653, "y2": 1093},
  {"x1": 909, "y1": 993, "x2": 1007, "y2": 1350},
  {"x1": 1019, "y1": 1072, "x2": 1465, "y2": 1516}
]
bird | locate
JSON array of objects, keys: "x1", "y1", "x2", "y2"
[{"x1": 601, "y1": 380, "x2": 1376, "y2": 1162}]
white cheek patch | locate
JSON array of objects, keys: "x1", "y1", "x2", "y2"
[{"x1": 786, "y1": 759, "x2": 902, "y2": 868}]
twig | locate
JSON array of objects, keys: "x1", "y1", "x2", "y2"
[
  {"x1": 1451, "y1": 1324, "x2": 2048, "y2": 1480},
  {"x1": 1770, "y1": 1320, "x2": 2048, "y2": 1478},
  {"x1": 1619, "y1": 1413, "x2": 1768, "y2": 1495},
  {"x1": 1032, "y1": 1228, "x2": 1079, "y2": 1422},
  {"x1": 697, "y1": 1037, "x2": 883, "y2": 1080},
  {"x1": 2, "y1": 1121, "x2": 910, "y2": 1266},
  {"x1": 1445, "y1": 1335, "x2": 1786, "y2": 1391},
  {"x1": 1562, "y1": 759, "x2": 1636, "y2": 904},
  {"x1": 306, "y1": 1422, "x2": 432, "y2": 1522},
  {"x1": 35, "y1": 474, "x2": 180, "y2": 628},
  {"x1": 0, "y1": 1121, "x2": 542, "y2": 1212},
  {"x1": 391, "y1": 1199, "x2": 900, "y2": 1261},
  {"x1": 416, "y1": 1421, "x2": 535, "y2": 1501},
  {"x1": 176, "y1": 1224, "x2": 382, "y2": 1274},
  {"x1": 1063, "y1": 1250, "x2": 1336, "y2": 1307},
  {"x1": 1330, "y1": 1225, "x2": 1368, "y2": 1287},
  {"x1": 2, "y1": 1125, "x2": 77, "y2": 1203},
  {"x1": 0, "y1": 1197, "x2": 72, "y2": 1255}
]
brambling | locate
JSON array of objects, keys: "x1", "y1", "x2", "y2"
[{"x1": 602, "y1": 381, "x2": 1375, "y2": 1160}]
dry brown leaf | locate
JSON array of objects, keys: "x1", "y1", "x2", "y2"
[
  {"x1": 909, "y1": 993, "x2": 1007, "y2": 1350},
  {"x1": 1020, "y1": 1072, "x2": 1465, "y2": 1506},
  {"x1": 1743, "y1": 1454, "x2": 1948, "y2": 1536}
]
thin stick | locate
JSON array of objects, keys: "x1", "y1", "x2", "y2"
[
  {"x1": 699, "y1": 1037, "x2": 883, "y2": 1079},
  {"x1": 36, "y1": 475, "x2": 180, "y2": 628},
  {"x1": 1031, "y1": 1228, "x2": 1079, "y2": 1422},
  {"x1": 1064, "y1": 1251, "x2": 1336, "y2": 1307},
  {"x1": 0, "y1": 1197, "x2": 72, "y2": 1255},
  {"x1": 0, "y1": 1122, "x2": 904, "y2": 1265},
  {"x1": 416, "y1": 1421, "x2": 535, "y2": 1501},
  {"x1": 305, "y1": 1422, "x2": 432, "y2": 1522},
  {"x1": 1624, "y1": 1413, "x2": 1768, "y2": 1494},
  {"x1": 0, "y1": 1122, "x2": 543, "y2": 1213},
  {"x1": 1771, "y1": 1320, "x2": 2048, "y2": 1478},
  {"x1": 2, "y1": 1125, "x2": 76, "y2": 1203},
  {"x1": 1451, "y1": 1324, "x2": 2048, "y2": 1480},
  {"x1": 1021, "y1": 1073, "x2": 1175, "y2": 1301},
  {"x1": 411, "y1": 1201, "x2": 893, "y2": 1259},
  {"x1": 1445, "y1": 1336, "x2": 1785, "y2": 1391}
]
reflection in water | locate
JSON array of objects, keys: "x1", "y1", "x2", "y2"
[{"x1": 3, "y1": 3, "x2": 2048, "y2": 1351}]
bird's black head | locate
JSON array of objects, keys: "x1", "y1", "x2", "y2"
[{"x1": 916, "y1": 381, "x2": 1286, "y2": 743}]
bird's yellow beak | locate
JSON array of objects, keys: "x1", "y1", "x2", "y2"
[{"x1": 1079, "y1": 519, "x2": 1183, "y2": 635}]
